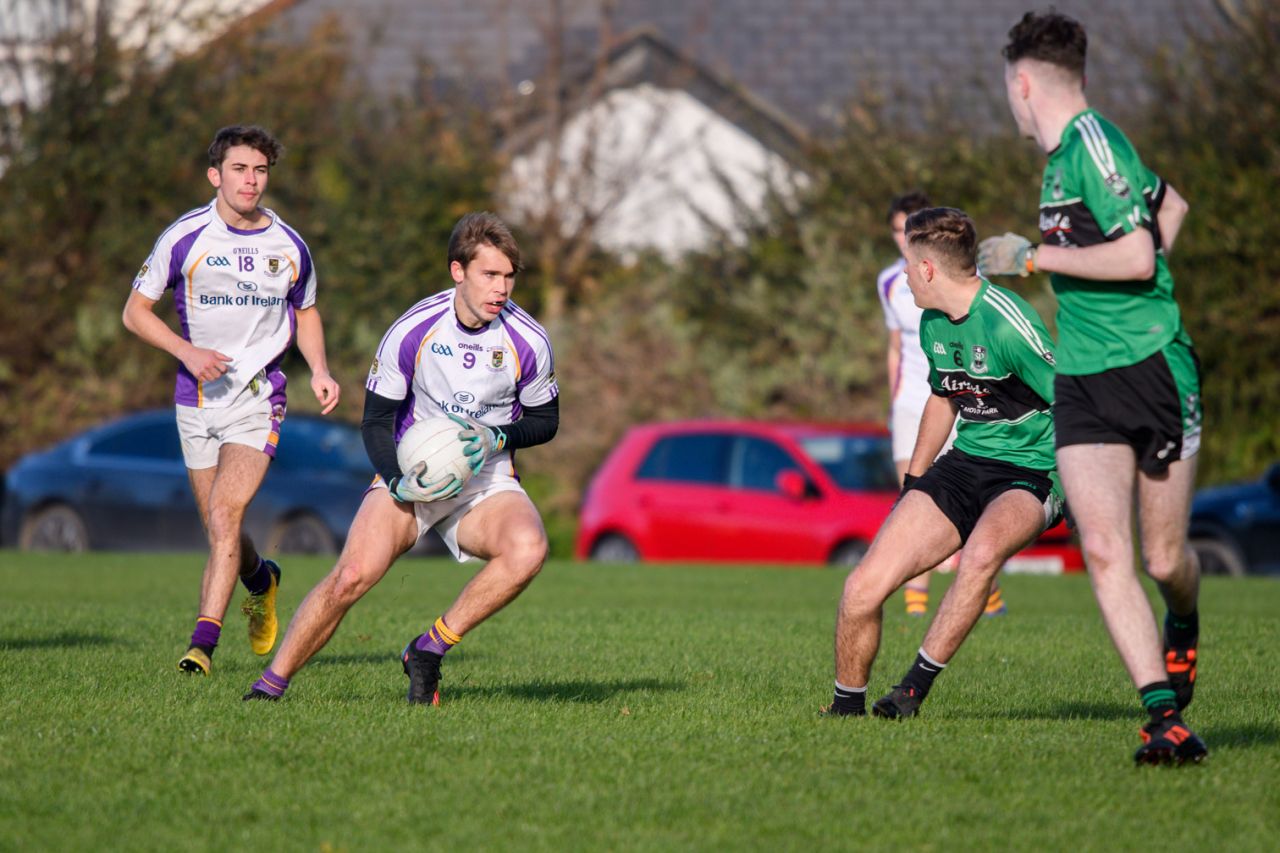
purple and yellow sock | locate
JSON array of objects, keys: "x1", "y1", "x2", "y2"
[
  {"x1": 190, "y1": 615, "x2": 222, "y2": 654},
  {"x1": 414, "y1": 617, "x2": 462, "y2": 656},
  {"x1": 251, "y1": 667, "x2": 290, "y2": 698},
  {"x1": 241, "y1": 556, "x2": 272, "y2": 595}
]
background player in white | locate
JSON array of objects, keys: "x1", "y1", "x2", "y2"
[
  {"x1": 244, "y1": 212, "x2": 559, "y2": 705},
  {"x1": 879, "y1": 192, "x2": 1004, "y2": 618},
  {"x1": 123, "y1": 125, "x2": 340, "y2": 675}
]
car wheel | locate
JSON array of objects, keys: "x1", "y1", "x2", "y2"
[
  {"x1": 1189, "y1": 536, "x2": 1247, "y2": 578},
  {"x1": 19, "y1": 504, "x2": 90, "y2": 552},
  {"x1": 590, "y1": 534, "x2": 639, "y2": 563},
  {"x1": 829, "y1": 539, "x2": 868, "y2": 568},
  {"x1": 269, "y1": 513, "x2": 338, "y2": 555}
]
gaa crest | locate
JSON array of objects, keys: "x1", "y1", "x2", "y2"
[{"x1": 970, "y1": 345, "x2": 988, "y2": 374}]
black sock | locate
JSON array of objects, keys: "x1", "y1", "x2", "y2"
[
  {"x1": 1139, "y1": 680, "x2": 1180, "y2": 723},
  {"x1": 1165, "y1": 608, "x2": 1199, "y2": 648},
  {"x1": 900, "y1": 649, "x2": 946, "y2": 700},
  {"x1": 830, "y1": 681, "x2": 866, "y2": 716}
]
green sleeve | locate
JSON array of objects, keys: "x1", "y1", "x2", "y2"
[
  {"x1": 920, "y1": 317, "x2": 945, "y2": 395},
  {"x1": 991, "y1": 295, "x2": 1057, "y2": 403},
  {"x1": 1073, "y1": 126, "x2": 1154, "y2": 241}
]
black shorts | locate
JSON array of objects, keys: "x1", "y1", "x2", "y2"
[
  {"x1": 906, "y1": 448, "x2": 1062, "y2": 543},
  {"x1": 1054, "y1": 340, "x2": 1203, "y2": 475}
]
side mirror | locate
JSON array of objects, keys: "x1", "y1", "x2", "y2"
[{"x1": 776, "y1": 469, "x2": 808, "y2": 500}]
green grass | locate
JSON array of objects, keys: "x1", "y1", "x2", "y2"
[{"x1": 2, "y1": 552, "x2": 1278, "y2": 852}]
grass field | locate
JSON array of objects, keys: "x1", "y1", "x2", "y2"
[{"x1": 2, "y1": 552, "x2": 1278, "y2": 851}]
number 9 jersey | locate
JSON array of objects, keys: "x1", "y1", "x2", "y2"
[{"x1": 365, "y1": 288, "x2": 558, "y2": 459}]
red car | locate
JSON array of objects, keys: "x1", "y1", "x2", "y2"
[{"x1": 575, "y1": 419, "x2": 1083, "y2": 572}]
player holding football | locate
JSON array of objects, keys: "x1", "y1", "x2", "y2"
[
  {"x1": 978, "y1": 10, "x2": 1204, "y2": 765},
  {"x1": 123, "y1": 125, "x2": 340, "y2": 675},
  {"x1": 244, "y1": 211, "x2": 559, "y2": 704},
  {"x1": 878, "y1": 191, "x2": 1005, "y2": 619},
  {"x1": 827, "y1": 207, "x2": 1062, "y2": 720}
]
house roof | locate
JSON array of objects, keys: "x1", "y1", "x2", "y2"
[{"x1": 264, "y1": 0, "x2": 1217, "y2": 133}]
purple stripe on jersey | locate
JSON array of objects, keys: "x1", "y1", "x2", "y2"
[
  {"x1": 882, "y1": 272, "x2": 897, "y2": 303},
  {"x1": 227, "y1": 222, "x2": 271, "y2": 235},
  {"x1": 174, "y1": 367, "x2": 200, "y2": 407},
  {"x1": 369, "y1": 291, "x2": 453, "y2": 360},
  {"x1": 168, "y1": 223, "x2": 209, "y2": 297},
  {"x1": 506, "y1": 302, "x2": 553, "y2": 351},
  {"x1": 397, "y1": 308, "x2": 450, "y2": 381},
  {"x1": 394, "y1": 394, "x2": 418, "y2": 444},
  {"x1": 501, "y1": 317, "x2": 539, "y2": 395},
  {"x1": 278, "y1": 221, "x2": 314, "y2": 307}
]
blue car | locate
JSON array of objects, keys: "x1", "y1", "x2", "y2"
[
  {"x1": 2, "y1": 409, "x2": 382, "y2": 554},
  {"x1": 1189, "y1": 463, "x2": 1280, "y2": 577}
]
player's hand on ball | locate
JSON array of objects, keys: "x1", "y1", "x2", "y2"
[
  {"x1": 421, "y1": 473, "x2": 464, "y2": 502},
  {"x1": 389, "y1": 462, "x2": 441, "y2": 503},
  {"x1": 978, "y1": 233, "x2": 1037, "y2": 277},
  {"x1": 447, "y1": 413, "x2": 506, "y2": 477}
]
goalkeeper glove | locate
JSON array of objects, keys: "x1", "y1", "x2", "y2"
[
  {"x1": 448, "y1": 413, "x2": 507, "y2": 477},
  {"x1": 977, "y1": 233, "x2": 1038, "y2": 277},
  {"x1": 389, "y1": 462, "x2": 464, "y2": 503}
]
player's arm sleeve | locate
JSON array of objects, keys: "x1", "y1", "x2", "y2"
[
  {"x1": 995, "y1": 304, "x2": 1058, "y2": 404},
  {"x1": 361, "y1": 390, "x2": 405, "y2": 484},
  {"x1": 1074, "y1": 134, "x2": 1153, "y2": 241},
  {"x1": 876, "y1": 270, "x2": 901, "y2": 331},
  {"x1": 132, "y1": 232, "x2": 177, "y2": 300},
  {"x1": 287, "y1": 241, "x2": 317, "y2": 309},
  {"x1": 498, "y1": 397, "x2": 559, "y2": 450}
]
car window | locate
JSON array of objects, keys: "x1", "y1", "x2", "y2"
[
  {"x1": 798, "y1": 435, "x2": 897, "y2": 491},
  {"x1": 635, "y1": 434, "x2": 732, "y2": 485},
  {"x1": 87, "y1": 421, "x2": 182, "y2": 461},
  {"x1": 730, "y1": 436, "x2": 799, "y2": 492},
  {"x1": 274, "y1": 419, "x2": 371, "y2": 475}
]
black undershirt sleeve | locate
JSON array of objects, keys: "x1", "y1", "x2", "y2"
[
  {"x1": 502, "y1": 396, "x2": 559, "y2": 450},
  {"x1": 361, "y1": 390, "x2": 405, "y2": 485}
]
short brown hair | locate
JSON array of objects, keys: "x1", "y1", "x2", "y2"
[
  {"x1": 448, "y1": 212, "x2": 523, "y2": 272},
  {"x1": 888, "y1": 190, "x2": 931, "y2": 222},
  {"x1": 1002, "y1": 10, "x2": 1087, "y2": 79},
  {"x1": 905, "y1": 207, "x2": 977, "y2": 274},
  {"x1": 208, "y1": 125, "x2": 283, "y2": 169}
]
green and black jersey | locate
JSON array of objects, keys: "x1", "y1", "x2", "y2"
[
  {"x1": 921, "y1": 280, "x2": 1058, "y2": 471},
  {"x1": 1040, "y1": 108, "x2": 1191, "y2": 375}
]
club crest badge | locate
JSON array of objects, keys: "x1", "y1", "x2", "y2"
[
  {"x1": 264, "y1": 255, "x2": 286, "y2": 277},
  {"x1": 970, "y1": 345, "x2": 988, "y2": 374},
  {"x1": 488, "y1": 347, "x2": 505, "y2": 371},
  {"x1": 1105, "y1": 172, "x2": 1131, "y2": 199}
]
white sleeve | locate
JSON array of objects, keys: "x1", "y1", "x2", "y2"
[
  {"x1": 132, "y1": 231, "x2": 176, "y2": 301},
  {"x1": 518, "y1": 335, "x2": 558, "y2": 408},
  {"x1": 876, "y1": 267, "x2": 902, "y2": 332},
  {"x1": 365, "y1": 321, "x2": 413, "y2": 401}
]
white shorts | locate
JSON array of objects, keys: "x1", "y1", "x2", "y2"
[
  {"x1": 373, "y1": 457, "x2": 527, "y2": 563},
  {"x1": 175, "y1": 378, "x2": 285, "y2": 469},
  {"x1": 890, "y1": 398, "x2": 956, "y2": 464}
]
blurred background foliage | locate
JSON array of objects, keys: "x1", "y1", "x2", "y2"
[{"x1": 1, "y1": 4, "x2": 1276, "y2": 553}]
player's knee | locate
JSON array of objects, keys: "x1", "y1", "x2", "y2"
[
  {"x1": 503, "y1": 529, "x2": 548, "y2": 580},
  {"x1": 1142, "y1": 544, "x2": 1191, "y2": 584},
  {"x1": 957, "y1": 541, "x2": 1002, "y2": 577},
  {"x1": 328, "y1": 561, "x2": 377, "y2": 604},
  {"x1": 1079, "y1": 528, "x2": 1129, "y2": 572},
  {"x1": 205, "y1": 503, "x2": 245, "y2": 543},
  {"x1": 840, "y1": 566, "x2": 886, "y2": 617}
]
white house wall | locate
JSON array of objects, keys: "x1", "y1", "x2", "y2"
[{"x1": 505, "y1": 83, "x2": 801, "y2": 258}]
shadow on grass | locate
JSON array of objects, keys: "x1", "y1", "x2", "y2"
[
  {"x1": 0, "y1": 632, "x2": 120, "y2": 651},
  {"x1": 310, "y1": 648, "x2": 481, "y2": 668},
  {"x1": 449, "y1": 677, "x2": 686, "y2": 704},
  {"x1": 952, "y1": 701, "x2": 1136, "y2": 722},
  {"x1": 1203, "y1": 723, "x2": 1280, "y2": 750}
]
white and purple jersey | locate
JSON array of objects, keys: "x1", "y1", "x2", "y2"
[
  {"x1": 132, "y1": 199, "x2": 316, "y2": 409},
  {"x1": 876, "y1": 257, "x2": 931, "y2": 417},
  {"x1": 366, "y1": 289, "x2": 558, "y2": 458}
]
